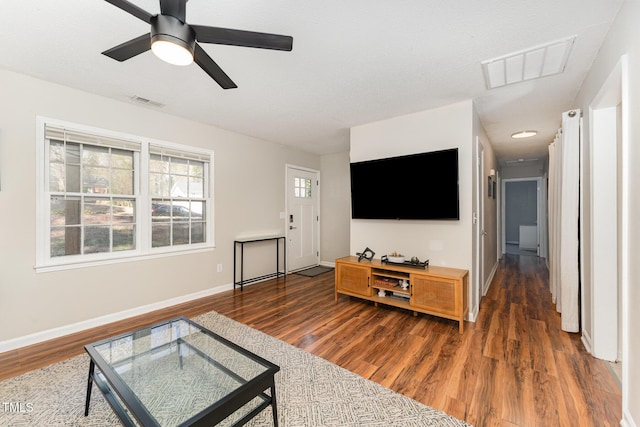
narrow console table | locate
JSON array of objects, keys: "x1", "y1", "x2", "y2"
[{"x1": 234, "y1": 236, "x2": 286, "y2": 291}]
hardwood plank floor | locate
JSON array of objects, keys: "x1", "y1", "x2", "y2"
[
  {"x1": 0, "y1": 254, "x2": 621, "y2": 426},
  {"x1": 198, "y1": 255, "x2": 621, "y2": 426}
]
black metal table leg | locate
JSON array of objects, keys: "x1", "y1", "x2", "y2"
[
  {"x1": 271, "y1": 384, "x2": 278, "y2": 427},
  {"x1": 84, "y1": 360, "x2": 95, "y2": 416},
  {"x1": 240, "y1": 242, "x2": 244, "y2": 290}
]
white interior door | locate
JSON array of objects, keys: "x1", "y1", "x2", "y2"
[{"x1": 286, "y1": 166, "x2": 319, "y2": 271}]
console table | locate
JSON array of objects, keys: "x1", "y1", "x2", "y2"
[{"x1": 234, "y1": 236, "x2": 286, "y2": 290}]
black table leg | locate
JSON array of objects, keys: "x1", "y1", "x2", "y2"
[
  {"x1": 271, "y1": 384, "x2": 278, "y2": 427},
  {"x1": 84, "y1": 360, "x2": 95, "y2": 416}
]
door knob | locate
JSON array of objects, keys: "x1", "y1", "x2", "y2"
[{"x1": 290, "y1": 226, "x2": 297, "y2": 230}]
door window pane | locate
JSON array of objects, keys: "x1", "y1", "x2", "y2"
[{"x1": 294, "y1": 177, "x2": 311, "y2": 198}]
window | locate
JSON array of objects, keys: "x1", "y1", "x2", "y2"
[
  {"x1": 294, "y1": 177, "x2": 312, "y2": 198},
  {"x1": 149, "y1": 147, "x2": 208, "y2": 248},
  {"x1": 37, "y1": 119, "x2": 213, "y2": 271}
]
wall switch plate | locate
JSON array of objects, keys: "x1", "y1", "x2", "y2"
[
  {"x1": 279, "y1": 211, "x2": 286, "y2": 219},
  {"x1": 217, "y1": 264, "x2": 222, "y2": 272}
]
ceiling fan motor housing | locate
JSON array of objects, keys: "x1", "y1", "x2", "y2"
[{"x1": 151, "y1": 14, "x2": 196, "y2": 55}]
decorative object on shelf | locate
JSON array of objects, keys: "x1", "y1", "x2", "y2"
[
  {"x1": 387, "y1": 251, "x2": 405, "y2": 263},
  {"x1": 400, "y1": 279, "x2": 409, "y2": 290},
  {"x1": 356, "y1": 247, "x2": 375, "y2": 262},
  {"x1": 410, "y1": 256, "x2": 420, "y2": 265},
  {"x1": 381, "y1": 255, "x2": 429, "y2": 269},
  {"x1": 378, "y1": 289, "x2": 386, "y2": 297}
]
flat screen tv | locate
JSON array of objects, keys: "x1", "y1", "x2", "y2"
[{"x1": 350, "y1": 148, "x2": 459, "y2": 220}]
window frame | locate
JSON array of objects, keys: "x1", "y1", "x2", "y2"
[{"x1": 35, "y1": 117, "x2": 215, "y2": 272}]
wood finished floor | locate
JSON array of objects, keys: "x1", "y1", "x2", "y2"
[
  {"x1": 205, "y1": 255, "x2": 622, "y2": 426},
  {"x1": 0, "y1": 254, "x2": 621, "y2": 426}
]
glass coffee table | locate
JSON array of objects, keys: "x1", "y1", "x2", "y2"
[{"x1": 84, "y1": 317, "x2": 280, "y2": 426}]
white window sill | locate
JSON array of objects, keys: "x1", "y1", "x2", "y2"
[{"x1": 34, "y1": 245, "x2": 215, "y2": 273}]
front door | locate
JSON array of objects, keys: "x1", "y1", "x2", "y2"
[{"x1": 286, "y1": 166, "x2": 319, "y2": 271}]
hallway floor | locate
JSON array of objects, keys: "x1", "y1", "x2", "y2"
[{"x1": 506, "y1": 242, "x2": 538, "y2": 256}]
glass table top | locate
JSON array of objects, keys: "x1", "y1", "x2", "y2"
[{"x1": 86, "y1": 317, "x2": 279, "y2": 427}]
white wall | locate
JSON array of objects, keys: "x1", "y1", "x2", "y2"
[
  {"x1": 349, "y1": 101, "x2": 473, "y2": 269},
  {"x1": 0, "y1": 69, "x2": 321, "y2": 346},
  {"x1": 500, "y1": 161, "x2": 546, "y2": 179},
  {"x1": 349, "y1": 100, "x2": 478, "y2": 314},
  {"x1": 573, "y1": 0, "x2": 640, "y2": 424},
  {"x1": 319, "y1": 151, "x2": 351, "y2": 264}
]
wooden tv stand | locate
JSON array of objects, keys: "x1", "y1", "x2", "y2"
[{"x1": 334, "y1": 256, "x2": 469, "y2": 333}]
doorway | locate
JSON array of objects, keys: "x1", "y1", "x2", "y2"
[
  {"x1": 502, "y1": 178, "x2": 541, "y2": 257},
  {"x1": 286, "y1": 165, "x2": 320, "y2": 272},
  {"x1": 585, "y1": 56, "x2": 627, "y2": 365}
]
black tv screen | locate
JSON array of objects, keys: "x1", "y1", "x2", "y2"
[{"x1": 350, "y1": 148, "x2": 459, "y2": 220}]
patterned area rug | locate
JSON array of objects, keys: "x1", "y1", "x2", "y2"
[{"x1": 0, "y1": 311, "x2": 471, "y2": 426}]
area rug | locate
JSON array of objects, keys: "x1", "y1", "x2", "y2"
[
  {"x1": 294, "y1": 266, "x2": 334, "y2": 277},
  {"x1": 0, "y1": 311, "x2": 471, "y2": 426}
]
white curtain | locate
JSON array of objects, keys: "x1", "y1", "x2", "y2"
[{"x1": 547, "y1": 110, "x2": 581, "y2": 332}]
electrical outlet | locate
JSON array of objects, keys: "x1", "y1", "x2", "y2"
[{"x1": 217, "y1": 264, "x2": 222, "y2": 273}]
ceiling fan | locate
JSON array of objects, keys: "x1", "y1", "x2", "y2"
[{"x1": 101, "y1": 0, "x2": 293, "y2": 89}]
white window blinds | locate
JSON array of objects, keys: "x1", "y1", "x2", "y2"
[{"x1": 45, "y1": 125, "x2": 141, "y2": 152}]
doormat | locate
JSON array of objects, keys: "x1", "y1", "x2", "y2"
[{"x1": 295, "y1": 266, "x2": 334, "y2": 277}]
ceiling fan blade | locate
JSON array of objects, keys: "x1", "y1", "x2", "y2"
[
  {"x1": 102, "y1": 33, "x2": 151, "y2": 61},
  {"x1": 192, "y1": 25, "x2": 293, "y2": 51},
  {"x1": 193, "y1": 43, "x2": 237, "y2": 89},
  {"x1": 159, "y1": 0, "x2": 187, "y2": 22},
  {"x1": 104, "y1": 0, "x2": 153, "y2": 23}
]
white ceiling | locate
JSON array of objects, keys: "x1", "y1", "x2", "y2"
[{"x1": 0, "y1": 0, "x2": 623, "y2": 163}]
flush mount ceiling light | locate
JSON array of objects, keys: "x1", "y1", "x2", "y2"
[
  {"x1": 511, "y1": 130, "x2": 538, "y2": 139},
  {"x1": 482, "y1": 36, "x2": 575, "y2": 89}
]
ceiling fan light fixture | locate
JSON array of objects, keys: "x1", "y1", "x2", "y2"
[
  {"x1": 150, "y1": 15, "x2": 195, "y2": 66},
  {"x1": 151, "y1": 37, "x2": 193, "y2": 65},
  {"x1": 511, "y1": 130, "x2": 538, "y2": 139}
]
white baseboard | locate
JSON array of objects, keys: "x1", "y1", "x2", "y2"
[
  {"x1": 468, "y1": 307, "x2": 478, "y2": 322},
  {"x1": 621, "y1": 408, "x2": 637, "y2": 427},
  {"x1": 0, "y1": 282, "x2": 233, "y2": 353},
  {"x1": 320, "y1": 260, "x2": 335, "y2": 268},
  {"x1": 483, "y1": 260, "x2": 499, "y2": 297},
  {"x1": 581, "y1": 330, "x2": 593, "y2": 354}
]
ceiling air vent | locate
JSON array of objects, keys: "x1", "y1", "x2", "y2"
[
  {"x1": 482, "y1": 36, "x2": 575, "y2": 89},
  {"x1": 130, "y1": 95, "x2": 164, "y2": 108}
]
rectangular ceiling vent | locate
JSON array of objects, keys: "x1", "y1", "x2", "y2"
[
  {"x1": 482, "y1": 36, "x2": 576, "y2": 89},
  {"x1": 130, "y1": 95, "x2": 164, "y2": 108}
]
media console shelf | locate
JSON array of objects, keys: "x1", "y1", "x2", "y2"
[{"x1": 335, "y1": 256, "x2": 469, "y2": 333}]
